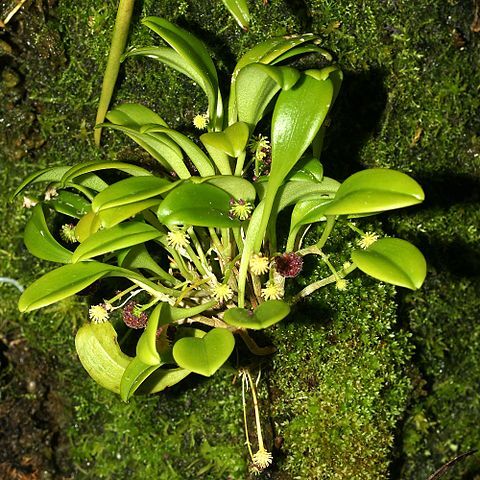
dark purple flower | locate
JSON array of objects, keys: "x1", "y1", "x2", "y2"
[
  {"x1": 274, "y1": 252, "x2": 303, "y2": 278},
  {"x1": 122, "y1": 301, "x2": 148, "y2": 329}
]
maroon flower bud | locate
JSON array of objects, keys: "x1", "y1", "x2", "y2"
[
  {"x1": 274, "y1": 252, "x2": 303, "y2": 278},
  {"x1": 122, "y1": 301, "x2": 148, "y2": 329}
]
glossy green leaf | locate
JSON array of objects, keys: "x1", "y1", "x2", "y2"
[
  {"x1": 120, "y1": 356, "x2": 161, "y2": 402},
  {"x1": 322, "y1": 169, "x2": 425, "y2": 215},
  {"x1": 71, "y1": 222, "x2": 161, "y2": 263},
  {"x1": 223, "y1": 300, "x2": 290, "y2": 330},
  {"x1": 136, "y1": 367, "x2": 190, "y2": 394},
  {"x1": 24, "y1": 205, "x2": 72, "y2": 263},
  {"x1": 352, "y1": 238, "x2": 427, "y2": 290},
  {"x1": 142, "y1": 17, "x2": 221, "y2": 127},
  {"x1": 172, "y1": 328, "x2": 235, "y2": 377},
  {"x1": 75, "y1": 210, "x2": 101, "y2": 242},
  {"x1": 157, "y1": 182, "x2": 240, "y2": 228},
  {"x1": 201, "y1": 121, "x2": 250, "y2": 157},
  {"x1": 105, "y1": 103, "x2": 167, "y2": 128},
  {"x1": 75, "y1": 321, "x2": 132, "y2": 394},
  {"x1": 255, "y1": 69, "x2": 338, "y2": 250},
  {"x1": 290, "y1": 196, "x2": 334, "y2": 229},
  {"x1": 141, "y1": 124, "x2": 215, "y2": 176},
  {"x1": 221, "y1": 0, "x2": 250, "y2": 29},
  {"x1": 19, "y1": 262, "x2": 117, "y2": 312},
  {"x1": 92, "y1": 176, "x2": 174, "y2": 212},
  {"x1": 98, "y1": 199, "x2": 161, "y2": 229},
  {"x1": 61, "y1": 161, "x2": 151, "y2": 186},
  {"x1": 45, "y1": 190, "x2": 90, "y2": 218},
  {"x1": 136, "y1": 303, "x2": 171, "y2": 366},
  {"x1": 287, "y1": 157, "x2": 324, "y2": 183},
  {"x1": 271, "y1": 44, "x2": 332, "y2": 64},
  {"x1": 103, "y1": 123, "x2": 190, "y2": 178},
  {"x1": 203, "y1": 175, "x2": 256, "y2": 203},
  {"x1": 235, "y1": 64, "x2": 300, "y2": 128}
]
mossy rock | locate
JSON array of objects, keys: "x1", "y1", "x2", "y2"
[{"x1": 1, "y1": 0, "x2": 479, "y2": 478}]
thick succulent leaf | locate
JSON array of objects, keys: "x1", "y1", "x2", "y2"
[
  {"x1": 45, "y1": 190, "x2": 90, "y2": 218},
  {"x1": 200, "y1": 122, "x2": 249, "y2": 157},
  {"x1": 24, "y1": 205, "x2": 72, "y2": 263},
  {"x1": 75, "y1": 322, "x2": 132, "y2": 394},
  {"x1": 172, "y1": 328, "x2": 235, "y2": 377},
  {"x1": 18, "y1": 262, "x2": 118, "y2": 312},
  {"x1": 140, "y1": 125, "x2": 215, "y2": 176},
  {"x1": 221, "y1": 0, "x2": 250, "y2": 29},
  {"x1": 235, "y1": 64, "x2": 300, "y2": 128},
  {"x1": 120, "y1": 357, "x2": 161, "y2": 402},
  {"x1": 352, "y1": 238, "x2": 427, "y2": 290},
  {"x1": 223, "y1": 300, "x2": 290, "y2": 330},
  {"x1": 322, "y1": 169, "x2": 425, "y2": 215},
  {"x1": 75, "y1": 210, "x2": 101, "y2": 242},
  {"x1": 61, "y1": 161, "x2": 151, "y2": 186},
  {"x1": 202, "y1": 175, "x2": 256, "y2": 203},
  {"x1": 98, "y1": 199, "x2": 162, "y2": 229},
  {"x1": 142, "y1": 17, "x2": 220, "y2": 126},
  {"x1": 271, "y1": 44, "x2": 332, "y2": 64},
  {"x1": 103, "y1": 123, "x2": 190, "y2": 178},
  {"x1": 92, "y1": 176, "x2": 174, "y2": 212},
  {"x1": 105, "y1": 103, "x2": 167, "y2": 127},
  {"x1": 71, "y1": 222, "x2": 161, "y2": 263},
  {"x1": 157, "y1": 182, "x2": 240, "y2": 228},
  {"x1": 289, "y1": 196, "x2": 333, "y2": 231},
  {"x1": 255, "y1": 69, "x2": 338, "y2": 250},
  {"x1": 136, "y1": 367, "x2": 190, "y2": 394},
  {"x1": 136, "y1": 303, "x2": 170, "y2": 366},
  {"x1": 287, "y1": 157, "x2": 324, "y2": 183}
]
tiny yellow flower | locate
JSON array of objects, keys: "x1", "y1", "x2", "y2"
[
  {"x1": 60, "y1": 223, "x2": 77, "y2": 243},
  {"x1": 357, "y1": 231, "x2": 379, "y2": 249},
  {"x1": 88, "y1": 304, "x2": 110, "y2": 323},
  {"x1": 342, "y1": 261, "x2": 352, "y2": 270},
  {"x1": 261, "y1": 281, "x2": 283, "y2": 301},
  {"x1": 211, "y1": 283, "x2": 234, "y2": 303},
  {"x1": 249, "y1": 254, "x2": 270, "y2": 275},
  {"x1": 167, "y1": 229, "x2": 190, "y2": 250},
  {"x1": 252, "y1": 447, "x2": 273, "y2": 470},
  {"x1": 248, "y1": 134, "x2": 270, "y2": 160},
  {"x1": 193, "y1": 112, "x2": 209, "y2": 130},
  {"x1": 229, "y1": 198, "x2": 253, "y2": 221},
  {"x1": 335, "y1": 278, "x2": 348, "y2": 291}
]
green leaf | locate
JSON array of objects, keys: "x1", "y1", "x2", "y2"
[
  {"x1": 157, "y1": 182, "x2": 240, "y2": 228},
  {"x1": 120, "y1": 356, "x2": 161, "y2": 402},
  {"x1": 136, "y1": 367, "x2": 190, "y2": 394},
  {"x1": 45, "y1": 190, "x2": 90, "y2": 218},
  {"x1": 351, "y1": 238, "x2": 427, "y2": 290},
  {"x1": 141, "y1": 124, "x2": 215, "y2": 176},
  {"x1": 142, "y1": 17, "x2": 221, "y2": 127},
  {"x1": 221, "y1": 0, "x2": 250, "y2": 29},
  {"x1": 235, "y1": 64, "x2": 300, "y2": 128},
  {"x1": 75, "y1": 321, "x2": 132, "y2": 394},
  {"x1": 19, "y1": 262, "x2": 117, "y2": 312},
  {"x1": 322, "y1": 169, "x2": 425, "y2": 215},
  {"x1": 287, "y1": 157, "x2": 324, "y2": 183},
  {"x1": 136, "y1": 303, "x2": 170, "y2": 366},
  {"x1": 255, "y1": 69, "x2": 339, "y2": 250},
  {"x1": 200, "y1": 121, "x2": 250, "y2": 157},
  {"x1": 24, "y1": 205, "x2": 72, "y2": 263},
  {"x1": 105, "y1": 103, "x2": 168, "y2": 128},
  {"x1": 61, "y1": 161, "x2": 152, "y2": 186},
  {"x1": 172, "y1": 328, "x2": 235, "y2": 377},
  {"x1": 92, "y1": 176, "x2": 174, "y2": 212},
  {"x1": 71, "y1": 222, "x2": 161, "y2": 263},
  {"x1": 75, "y1": 210, "x2": 101, "y2": 242},
  {"x1": 98, "y1": 199, "x2": 162, "y2": 229},
  {"x1": 271, "y1": 44, "x2": 332, "y2": 64},
  {"x1": 203, "y1": 176, "x2": 256, "y2": 203},
  {"x1": 223, "y1": 300, "x2": 290, "y2": 330}
]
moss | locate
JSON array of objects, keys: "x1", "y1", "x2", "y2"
[{"x1": 1, "y1": 0, "x2": 479, "y2": 478}]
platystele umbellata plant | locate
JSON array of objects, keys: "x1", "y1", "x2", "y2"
[{"x1": 14, "y1": 18, "x2": 427, "y2": 472}]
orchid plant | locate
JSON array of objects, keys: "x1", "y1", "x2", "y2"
[{"x1": 14, "y1": 17, "x2": 426, "y2": 470}]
